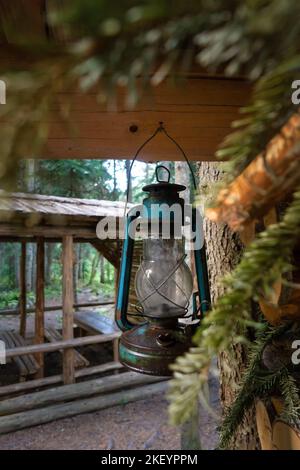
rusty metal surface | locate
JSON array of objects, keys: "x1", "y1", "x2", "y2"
[{"x1": 119, "y1": 321, "x2": 192, "y2": 376}]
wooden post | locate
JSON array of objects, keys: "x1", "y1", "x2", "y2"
[
  {"x1": 19, "y1": 242, "x2": 27, "y2": 338},
  {"x1": 35, "y1": 238, "x2": 45, "y2": 378},
  {"x1": 181, "y1": 410, "x2": 201, "y2": 450},
  {"x1": 62, "y1": 235, "x2": 75, "y2": 385}
]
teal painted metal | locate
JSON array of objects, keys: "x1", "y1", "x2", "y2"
[
  {"x1": 192, "y1": 207, "x2": 211, "y2": 317},
  {"x1": 115, "y1": 208, "x2": 140, "y2": 331},
  {"x1": 118, "y1": 322, "x2": 193, "y2": 376},
  {"x1": 142, "y1": 182, "x2": 185, "y2": 224},
  {"x1": 115, "y1": 178, "x2": 211, "y2": 376}
]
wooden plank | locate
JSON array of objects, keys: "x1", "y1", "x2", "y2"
[
  {"x1": 74, "y1": 311, "x2": 119, "y2": 335},
  {"x1": 0, "y1": 382, "x2": 168, "y2": 434},
  {"x1": 62, "y1": 235, "x2": 75, "y2": 384},
  {"x1": 40, "y1": 78, "x2": 251, "y2": 161},
  {"x1": 19, "y1": 241, "x2": 27, "y2": 338},
  {"x1": 5, "y1": 333, "x2": 121, "y2": 359},
  {"x1": 44, "y1": 327, "x2": 89, "y2": 369},
  {"x1": 5, "y1": 331, "x2": 38, "y2": 376},
  {"x1": 0, "y1": 372, "x2": 165, "y2": 416},
  {"x1": 0, "y1": 224, "x2": 97, "y2": 239},
  {"x1": 34, "y1": 237, "x2": 45, "y2": 378},
  {"x1": 0, "y1": 362, "x2": 123, "y2": 397},
  {"x1": 0, "y1": 300, "x2": 114, "y2": 316},
  {"x1": 272, "y1": 420, "x2": 300, "y2": 450},
  {"x1": 0, "y1": 332, "x2": 27, "y2": 379},
  {"x1": 0, "y1": 190, "x2": 128, "y2": 219},
  {"x1": 255, "y1": 400, "x2": 273, "y2": 450}
]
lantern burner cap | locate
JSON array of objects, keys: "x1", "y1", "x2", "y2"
[{"x1": 142, "y1": 182, "x2": 186, "y2": 194}]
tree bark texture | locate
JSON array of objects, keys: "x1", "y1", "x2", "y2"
[{"x1": 198, "y1": 162, "x2": 260, "y2": 450}]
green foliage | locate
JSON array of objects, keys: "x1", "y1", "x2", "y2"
[
  {"x1": 0, "y1": 289, "x2": 35, "y2": 310},
  {"x1": 169, "y1": 187, "x2": 300, "y2": 426},
  {"x1": 1, "y1": 0, "x2": 300, "y2": 443},
  {"x1": 1, "y1": 1, "x2": 300, "y2": 186},
  {"x1": 218, "y1": 322, "x2": 300, "y2": 448},
  {"x1": 92, "y1": 281, "x2": 114, "y2": 298},
  {"x1": 216, "y1": 57, "x2": 300, "y2": 180},
  {"x1": 30, "y1": 160, "x2": 114, "y2": 199}
]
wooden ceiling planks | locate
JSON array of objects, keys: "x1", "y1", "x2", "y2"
[
  {"x1": 44, "y1": 77, "x2": 251, "y2": 162},
  {"x1": 0, "y1": 0, "x2": 46, "y2": 43},
  {"x1": 0, "y1": 1, "x2": 252, "y2": 162}
]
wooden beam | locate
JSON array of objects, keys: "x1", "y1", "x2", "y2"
[
  {"x1": 0, "y1": 372, "x2": 165, "y2": 416},
  {"x1": 19, "y1": 241, "x2": 27, "y2": 337},
  {"x1": 5, "y1": 333, "x2": 121, "y2": 359},
  {"x1": 41, "y1": 77, "x2": 251, "y2": 161},
  {"x1": 0, "y1": 300, "x2": 114, "y2": 316},
  {"x1": 62, "y1": 235, "x2": 75, "y2": 385},
  {"x1": 0, "y1": 362, "x2": 123, "y2": 397},
  {"x1": 34, "y1": 237, "x2": 44, "y2": 378},
  {"x1": 0, "y1": 224, "x2": 97, "y2": 239},
  {"x1": 0, "y1": 381, "x2": 167, "y2": 435},
  {"x1": 207, "y1": 113, "x2": 300, "y2": 232}
]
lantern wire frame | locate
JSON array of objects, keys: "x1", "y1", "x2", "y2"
[{"x1": 122, "y1": 122, "x2": 198, "y2": 320}]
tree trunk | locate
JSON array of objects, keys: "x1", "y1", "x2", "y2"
[
  {"x1": 73, "y1": 245, "x2": 79, "y2": 305},
  {"x1": 113, "y1": 160, "x2": 117, "y2": 199},
  {"x1": 88, "y1": 252, "x2": 100, "y2": 285},
  {"x1": 100, "y1": 256, "x2": 105, "y2": 284},
  {"x1": 45, "y1": 243, "x2": 54, "y2": 286},
  {"x1": 24, "y1": 160, "x2": 36, "y2": 292},
  {"x1": 31, "y1": 243, "x2": 37, "y2": 293},
  {"x1": 105, "y1": 260, "x2": 110, "y2": 282},
  {"x1": 175, "y1": 161, "x2": 190, "y2": 201},
  {"x1": 25, "y1": 159, "x2": 35, "y2": 193},
  {"x1": 26, "y1": 243, "x2": 33, "y2": 292},
  {"x1": 125, "y1": 160, "x2": 132, "y2": 203},
  {"x1": 197, "y1": 162, "x2": 260, "y2": 450}
]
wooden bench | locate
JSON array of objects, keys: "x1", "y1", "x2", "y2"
[
  {"x1": 74, "y1": 311, "x2": 120, "y2": 362},
  {"x1": 0, "y1": 331, "x2": 39, "y2": 382},
  {"x1": 44, "y1": 327, "x2": 89, "y2": 369}
]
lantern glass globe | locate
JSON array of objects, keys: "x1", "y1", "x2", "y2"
[{"x1": 135, "y1": 237, "x2": 193, "y2": 318}]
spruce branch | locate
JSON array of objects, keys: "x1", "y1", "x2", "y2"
[
  {"x1": 218, "y1": 323, "x2": 290, "y2": 448},
  {"x1": 169, "y1": 187, "x2": 300, "y2": 426}
]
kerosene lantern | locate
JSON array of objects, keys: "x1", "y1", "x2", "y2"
[{"x1": 115, "y1": 164, "x2": 210, "y2": 376}]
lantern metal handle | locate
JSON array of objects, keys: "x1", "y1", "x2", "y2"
[
  {"x1": 155, "y1": 164, "x2": 171, "y2": 183},
  {"x1": 124, "y1": 122, "x2": 197, "y2": 217}
]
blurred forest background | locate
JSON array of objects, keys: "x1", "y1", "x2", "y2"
[{"x1": 0, "y1": 159, "x2": 191, "y2": 311}]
